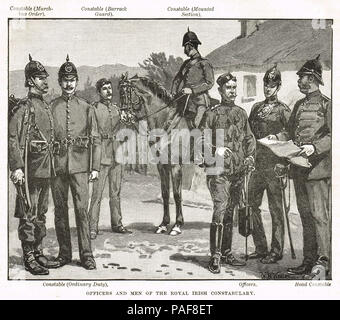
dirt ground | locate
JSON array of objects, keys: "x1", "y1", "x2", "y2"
[{"x1": 8, "y1": 171, "x2": 305, "y2": 280}]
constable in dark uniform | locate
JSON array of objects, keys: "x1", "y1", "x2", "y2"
[
  {"x1": 167, "y1": 29, "x2": 214, "y2": 130},
  {"x1": 9, "y1": 55, "x2": 60, "y2": 275},
  {"x1": 274, "y1": 55, "x2": 331, "y2": 277},
  {"x1": 88, "y1": 78, "x2": 131, "y2": 239},
  {"x1": 204, "y1": 73, "x2": 256, "y2": 273},
  {"x1": 50, "y1": 55, "x2": 101, "y2": 270},
  {"x1": 248, "y1": 65, "x2": 291, "y2": 263}
]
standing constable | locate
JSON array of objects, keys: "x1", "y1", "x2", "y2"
[
  {"x1": 167, "y1": 28, "x2": 214, "y2": 130},
  {"x1": 204, "y1": 73, "x2": 256, "y2": 273},
  {"x1": 272, "y1": 55, "x2": 331, "y2": 277},
  {"x1": 50, "y1": 55, "x2": 101, "y2": 270},
  {"x1": 248, "y1": 65, "x2": 291, "y2": 263},
  {"x1": 88, "y1": 78, "x2": 131, "y2": 240},
  {"x1": 9, "y1": 55, "x2": 60, "y2": 275}
]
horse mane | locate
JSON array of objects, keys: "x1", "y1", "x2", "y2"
[{"x1": 136, "y1": 76, "x2": 172, "y2": 104}]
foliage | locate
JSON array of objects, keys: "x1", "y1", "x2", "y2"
[{"x1": 139, "y1": 52, "x2": 184, "y2": 91}]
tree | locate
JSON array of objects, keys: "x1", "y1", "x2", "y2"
[{"x1": 139, "y1": 52, "x2": 184, "y2": 91}]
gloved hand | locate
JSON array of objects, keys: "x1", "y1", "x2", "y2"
[
  {"x1": 298, "y1": 144, "x2": 315, "y2": 157},
  {"x1": 215, "y1": 147, "x2": 233, "y2": 158},
  {"x1": 11, "y1": 168, "x2": 25, "y2": 185},
  {"x1": 182, "y1": 87, "x2": 192, "y2": 95},
  {"x1": 266, "y1": 134, "x2": 278, "y2": 140},
  {"x1": 89, "y1": 170, "x2": 99, "y2": 182}
]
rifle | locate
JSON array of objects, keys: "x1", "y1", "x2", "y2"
[
  {"x1": 238, "y1": 160, "x2": 255, "y2": 261},
  {"x1": 274, "y1": 163, "x2": 296, "y2": 259}
]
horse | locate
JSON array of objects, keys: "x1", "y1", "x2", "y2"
[{"x1": 118, "y1": 73, "x2": 192, "y2": 236}]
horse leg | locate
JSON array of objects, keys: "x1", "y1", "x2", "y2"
[
  {"x1": 155, "y1": 164, "x2": 170, "y2": 234},
  {"x1": 169, "y1": 164, "x2": 184, "y2": 236}
]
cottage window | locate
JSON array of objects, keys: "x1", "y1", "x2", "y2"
[{"x1": 243, "y1": 75, "x2": 257, "y2": 98}]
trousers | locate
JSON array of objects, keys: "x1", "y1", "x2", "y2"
[
  {"x1": 88, "y1": 163, "x2": 123, "y2": 232},
  {"x1": 51, "y1": 173, "x2": 93, "y2": 262},
  {"x1": 248, "y1": 169, "x2": 285, "y2": 256}
]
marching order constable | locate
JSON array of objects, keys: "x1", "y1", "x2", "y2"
[
  {"x1": 204, "y1": 72, "x2": 256, "y2": 273},
  {"x1": 167, "y1": 28, "x2": 214, "y2": 130},
  {"x1": 248, "y1": 64, "x2": 291, "y2": 264},
  {"x1": 88, "y1": 78, "x2": 132, "y2": 240},
  {"x1": 50, "y1": 55, "x2": 101, "y2": 270},
  {"x1": 9, "y1": 55, "x2": 60, "y2": 275},
  {"x1": 271, "y1": 55, "x2": 331, "y2": 277}
]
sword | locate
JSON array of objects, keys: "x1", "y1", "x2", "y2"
[{"x1": 274, "y1": 163, "x2": 296, "y2": 260}]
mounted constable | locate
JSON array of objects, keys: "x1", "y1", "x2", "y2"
[
  {"x1": 50, "y1": 55, "x2": 101, "y2": 270},
  {"x1": 166, "y1": 28, "x2": 214, "y2": 131},
  {"x1": 204, "y1": 73, "x2": 256, "y2": 273},
  {"x1": 248, "y1": 64, "x2": 291, "y2": 264},
  {"x1": 88, "y1": 78, "x2": 132, "y2": 240},
  {"x1": 9, "y1": 55, "x2": 60, "y2": 275},
  {"x1": 270, "y1": 55, "x2": 331, "y2": 278}
]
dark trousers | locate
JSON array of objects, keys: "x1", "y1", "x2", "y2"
[
  {"x1": 207, "y1": 173, "x2": 242, "y2": 256},
  {"x1": 51, "y1": 173, "x2": 93, "y2": 262},
  {"x1": 17, "y1": 178, "x2": 49, "y2": 245},
  {"x1": 88, "y1": 164, "x2": 123, "y2": 233},
  {"x1": 248, "y1": 169, "x2": 285, "y2": 256},
  {"x1": 294, "y1": 176, "x2": 330, "y2": 265}
]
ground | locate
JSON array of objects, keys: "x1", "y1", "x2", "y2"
[{"x1": 8, "y1": 171, "x2": 304, "y2": 280}]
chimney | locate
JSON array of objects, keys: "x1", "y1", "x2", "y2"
[{"x1": 239, "y1": 20, "x2": 265, "y2": 38}]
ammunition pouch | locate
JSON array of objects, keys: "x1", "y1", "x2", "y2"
[{"x1": 54, "y1": 136, "x2": 90, "y2": 155}]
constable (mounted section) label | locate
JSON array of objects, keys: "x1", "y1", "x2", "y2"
[{"x1": 167, "y1": 6, "x2": 214, "y2": 17}]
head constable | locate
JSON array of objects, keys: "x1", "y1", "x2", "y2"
[
  {"x1": 297, "y1": 54, "x2": 324, "y2": 86},
  {"x1": 24, "y1": 54, "x2": 49, "y2": 87}
]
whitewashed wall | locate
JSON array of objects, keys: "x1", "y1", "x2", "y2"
[{"x1": 211, "y1": 70, "x2": 331, "y2": 115}]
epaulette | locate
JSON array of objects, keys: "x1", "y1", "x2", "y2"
[{"x1": 321, "y1": 93, "x2": 331, "y2": 102}]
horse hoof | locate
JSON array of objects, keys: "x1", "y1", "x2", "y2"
[
  {"x1": 155, "y1": 225, "x2": 168, "y2": 234},
  {"x1": 169, "y1": 225, "x2": 182, "y2": 236}
]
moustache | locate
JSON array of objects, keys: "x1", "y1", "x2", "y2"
[{"x1": 65, "y1": 86, "x2": 74, "y2": 90}]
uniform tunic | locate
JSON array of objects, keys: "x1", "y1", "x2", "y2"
[
  {"x1": 50, "y1": 93, "x2": 101, "y2": 262},
  {"x1": 8, "y1": 92, "x2": 54, "y2": 243},
  {"x1": 88, "y1": 100, "x2": 124, "y2": 233},
  {"x1": 205, "y1": 102, "x2": 256, "y2": 255},
  {"x1": 248, "y1": 97, "x2": 291, "y2": 256},
  {"x1": 172, "y1": 52, "x2": 214, "y2": 113},
  {"x1": 277, "y1": 90, "x2": 331, "y2": 264}
]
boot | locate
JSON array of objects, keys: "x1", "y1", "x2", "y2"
[
  {"x1": 22, "y1": 242, "x2": 49, "y2": 275},
  {"x1": 221, "y1": 223, "x2": 233, "y2": 259},
  {"x1": 208, "y1": 223, "x2": 223, "y2": 274},
  {"x1": 34, "y1": 242, "x2": 61, "y2": 269},
  {"x1": 194, "y1": 106, "x2": 206, "y2": 129}
]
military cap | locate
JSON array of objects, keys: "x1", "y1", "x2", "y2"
[
  {"x1": 216, "y1": 72, "x2": 237, "y2": 87},
  {"x1": 24, "y1": 54, "x2": 49, "y2": 87},
  {"x1": 96, "y1": 78, "x2": 112, "y2": 92},
  {"x1": 182, "y1": 28, "x2": 202, "y2": 47},
  {"x1": 58, "y1": 54, "x2": 78, "y2": 80},
  {"x1": 297, "y1": 54, "x2": 323, "y2": 85},
  {"x1": 263, "y1": 63, "x2": 281, "y2": 86}
]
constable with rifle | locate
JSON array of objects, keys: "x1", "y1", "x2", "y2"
[{"x1": 9, "y1": 55, "x2": 60, "y2": 275}]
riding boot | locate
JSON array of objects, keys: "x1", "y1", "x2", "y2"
[
  {"x1": 208, "y1": 223, "x2": 224, "y2": 274},
  {"x1": 33, "y1": 242, "x2": 60, "y2": 269},
  {"x1": 221, "y1": 223, "x2": 233, "y2": 258},
  {"x1": 22, "y1": 242, "x2": 49, "y2": 275},
  {"x1": 194, "y1": 106, "x2": 206, "y2": 129}
]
